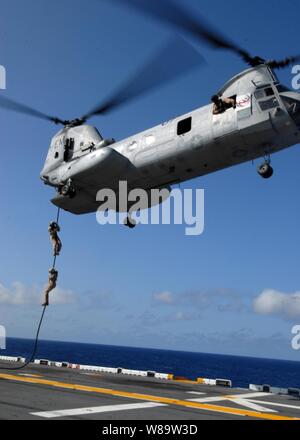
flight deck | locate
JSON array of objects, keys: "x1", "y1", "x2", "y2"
[{"x1": 0, "y1": 360, "x2": 299, "y2": 420}]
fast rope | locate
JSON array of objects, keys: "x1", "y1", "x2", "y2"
[{"x1": 0, "y1": 208, "x2": 61, "y2": 371}]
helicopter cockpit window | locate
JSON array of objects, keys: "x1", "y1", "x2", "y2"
[
  {"x1": 265, "y1": 87, "x2": 274, "y2": 96},
  {"x1": 259, "y1": 97, "x2": 279, "y2": 111},
  {"x1": 254, "y1": 87, "x2": 274, "y2": 100},
  {"x1": 177, "y1": 117, "x2": 192, "y2": 135}
]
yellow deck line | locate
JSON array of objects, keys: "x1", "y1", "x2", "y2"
[
  {"x1": 0, "y1": 373, "x2": 298, "y2": 421},
  {"x1": 172, "y1": 379, "x2": 198, "y2": 384}
]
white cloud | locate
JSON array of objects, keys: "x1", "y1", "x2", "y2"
[
  {"x1": 153, "y1": 291, "x2": 175, "y2": 305},
  {"x1": 152, "y1": 288, "x2": 247, "y2": 312},
  {"x1": 253, "y1": 289, "x2": 300, "y2": 319},
  {"x1": 0, "y1": 281, "x2": 76, "y2": 306},
  {"x1": 167, "y1": 311, "x2": 201, "y2": 322},
  {"x1": 49, "y1": 286, "x2": 76, "y2": 305}
]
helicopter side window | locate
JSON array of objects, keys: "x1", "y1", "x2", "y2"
[
  {"x1": 54, "y1": 152, "x2": 59, "y2": 159},
  {"x1": 177, "y1": 117, "x2": 192, "y2": 135},
  {"x1": 128, "y1": 141, "x2": 137, "y2": 151}
]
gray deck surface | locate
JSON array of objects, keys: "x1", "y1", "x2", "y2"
[{"x1": 0, "y1": 361, "x2": 299, "y2": 420}]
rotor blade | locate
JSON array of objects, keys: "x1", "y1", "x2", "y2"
[
  {"x1": 82, "y1": 36, "x2": 205, "y2": 119},
  {"x1": 267, "y1": 55, "x2": 300, "y2": 69},
  {"x1": 0, "y1": 95, "x2": 65, "y2": 125},
  {"x1": 107, "y1": 0, "x2": 252, "y2": 64}
]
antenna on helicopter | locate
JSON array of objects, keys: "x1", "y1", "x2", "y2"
[
  {"x1": 0, "y1": 36, "x2": 205, "y2": 128},
  {"x1": 109, "y1": 0, "x2": 300, "y2": 70}
]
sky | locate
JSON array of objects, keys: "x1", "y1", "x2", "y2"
[{"x1": 0, "y1": 0, "x2": 300, "y2": 361}]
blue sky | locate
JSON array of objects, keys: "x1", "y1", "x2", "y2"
[{"x1": 1, "y1": 0, "x2": 300, "y2": 361}]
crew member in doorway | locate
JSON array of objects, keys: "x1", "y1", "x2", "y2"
[
  {"x1": 48, "y1": 222, "x2": 62, "y2": 256},
  {"x1": 42, "y1": 269, "x2": 58, "y2": 307},
  {"x1": 211, "y1": 94, "x2": 236, "y2": 115}
]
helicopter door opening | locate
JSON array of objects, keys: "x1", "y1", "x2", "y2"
[
  {"x1": 64, "y1": 138, "x2": 75, "y2": 162},
  {"x1": 212, "y1": 95, "x2": 238, "y2": 141}
]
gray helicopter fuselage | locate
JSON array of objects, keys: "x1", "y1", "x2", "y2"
[{"x1": 40, "y1": 65, "x2": 300, "y2": 214}]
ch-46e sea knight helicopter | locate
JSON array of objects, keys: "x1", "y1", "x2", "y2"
[{"x1": 1, "y1": 0, "x2": 300, "y2": 227}]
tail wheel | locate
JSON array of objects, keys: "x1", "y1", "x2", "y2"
[{"x1": 257, "y1": 163, "x2": 274, "y2": 179}]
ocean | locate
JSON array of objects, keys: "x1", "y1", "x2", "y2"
[{"x1": 1, "y1": 337, "x2": 299, "y2": 389}]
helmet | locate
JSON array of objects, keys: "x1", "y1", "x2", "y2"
[
  {"x1": 211, "y1": 94, "x2": 220, "y2": 103},
  {"x1": 49, "y1": 222, "x2": 60, "y2": 231}
]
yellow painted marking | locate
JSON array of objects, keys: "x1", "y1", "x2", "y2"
[
  {"x1": 173, "y1": 379, "x2": 198, "y2": 384},
  {"x1": 0, "y1": 373, "x2": 298, "y2": 421}
]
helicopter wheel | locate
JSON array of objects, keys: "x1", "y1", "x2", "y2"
[
  {"x1": 124, "y1": 216, "x2": 137, "y2": 229},
  {"x1": 61, "y1": 184, "x2": 76, "y2": 198},
  {"x1": 257, "y1": 163, "x2": 274, "y2": 179}
]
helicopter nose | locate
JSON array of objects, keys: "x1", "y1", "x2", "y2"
[{"x1": 40, "y1": 174, "x2": 49, "y2": 183}]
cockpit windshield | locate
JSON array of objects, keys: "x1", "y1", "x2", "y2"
[
  {"x1": 281, "y1": 96, "x2": 300, "y2": 127},
  {"x1": 276, "y1": 85, "x2": 291, "y2": 93}
]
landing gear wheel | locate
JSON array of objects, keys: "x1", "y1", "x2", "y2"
[
  {"x1": 124, "y1": 216, "x2": 137, "y2": 229},
  {"x1": 60, "y1": 184, "x2": 76, "y2": 198},
  {"x1": 257, "y1": 163, "x2": 274, "y2": 179}
]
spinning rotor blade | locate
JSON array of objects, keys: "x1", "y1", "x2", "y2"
[
  {"x1": 0, "y1": 95, "x2": 66, "y2": 125},
  {"x1": 108, "y1": 0, "x2": 252, "y2": 65},
  {"x1": 267, "y1": 56, "x2": 300, "y2": 69},
  {"x1": 81, "y1": 36, "x2": 205, "y2": 120},
  {"x1": 108, "y1": 0, "x2": 299, "y2": 70}
]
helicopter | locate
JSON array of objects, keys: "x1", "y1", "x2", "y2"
[{"x1": 0, "y1": 0, "x2": 300, "y2": 228}]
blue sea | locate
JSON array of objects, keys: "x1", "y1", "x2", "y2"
[{"x1": 1, "y1": 338, "x2": 299, "y2": 389}]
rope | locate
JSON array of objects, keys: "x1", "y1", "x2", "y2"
[
  {"x1": 0, "y1": 305, "x2": 47, "y2": 371},
  {"x1": 0, "y1": 207, "x2": 61, "y2": 371}
]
